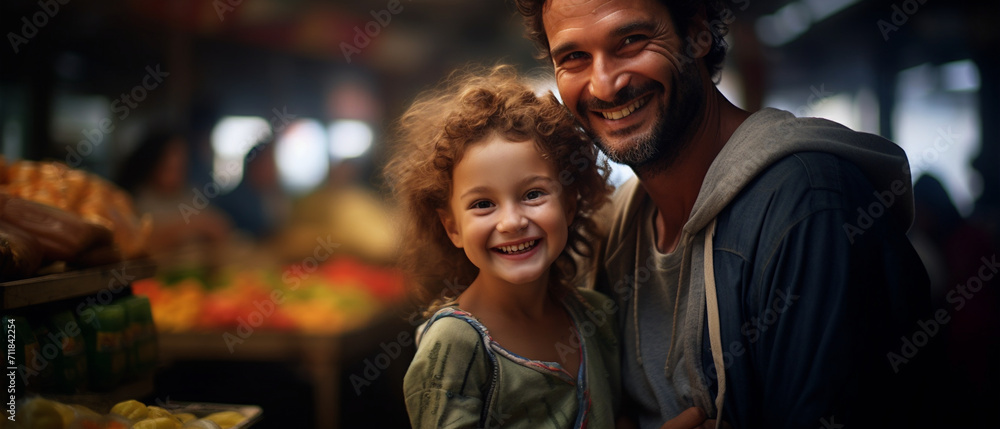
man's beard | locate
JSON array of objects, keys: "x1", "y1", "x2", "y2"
[{"x1": 579, "y1": 68, "x2": 703, "y2": 175}]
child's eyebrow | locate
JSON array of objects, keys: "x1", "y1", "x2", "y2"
[
  {"x1": 457, "y1": 175, "x2": 558, "y2": 200},
  {"x1": 520, "y1": 175, "x2": 557, "y2": 186},
  {"x1": 459, "y1": 186, "x2": 491, "y2": 200},
  {"x1": 521, "y1": 174, "x2": 555, "y2": 183}
]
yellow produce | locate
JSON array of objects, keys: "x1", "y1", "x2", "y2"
[
  {"x1": 145, "y1": 406, "x2": 181, "y2": 421},
  {"x1": 179, "y1": 421, "x2": 221, "y2": 429},
  {"x1": 172, "y1": 413, "x2": 197, "y2": 423},
  {"x1": 104, "y1": 418, "x2": 131, "y2": 429},
  {"x1": 201, "y1": 411, "x2": 245, "y2": 429},
  {"x1": 69, "y1": 404, "x2": 101, "y2": 419},
  {"x1": 131, "y1": 417, "x2": 181, "y2": 429},
  {"x1": 109, "y1": 399, "x2": 148, "y2": 421},
  {"x1": 17, "y1": 397, "x2": 63, "y2": 429}
]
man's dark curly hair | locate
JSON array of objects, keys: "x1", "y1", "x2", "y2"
[{"x1": 513, "y1": 0, "x2": 732, "y2": 81}]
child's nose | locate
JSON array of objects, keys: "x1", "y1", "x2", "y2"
[{"x1": 496, "y1": 206, "x2": 529, "y2": 233}]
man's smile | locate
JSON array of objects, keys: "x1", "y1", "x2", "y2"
[{"x1": 596, "y1": 95, "x2": 649, "y2": 120}]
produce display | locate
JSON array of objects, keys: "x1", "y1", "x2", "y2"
[
  {"x1": 0, "y1": 157, "x2": 152, "y2": 280},
  {"x1": 132, "y1": 257, "x2": 407, "y2": 334},
  {"x1": 1, "y1": 157, "x2": 404, "y2": 429},
  {"x1": 2, "y1": 397, "x2": 257, "y2": 429},
  {"x1": 3, "y1": 297, "x2": 157, "y2": 397}
]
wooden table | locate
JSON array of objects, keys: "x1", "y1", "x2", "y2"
[{"x1": 0, "y1": 258, "x2": 157, "y2": 309}]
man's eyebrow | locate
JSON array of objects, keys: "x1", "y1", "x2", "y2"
[
  {"x1": 550, "y1": 41, "x2": 579, "y2": 61},
  {"x1": 550, "y1": 20, "x2": 657, "y2": 60},
  {"x1": 611, "y1": 20, "x2": 657, "y2": 39}
]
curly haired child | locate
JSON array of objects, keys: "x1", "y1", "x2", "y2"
[{"x1": 385, "y1": 64, "x2": 620, "y2": 428}]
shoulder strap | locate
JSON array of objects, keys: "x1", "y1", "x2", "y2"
[
  {"x1": 419, "y1": 308, "x2": 502, "y2": 428},
  {"x1": 703, "y1": 219, "x2": 727, "y2": 428}
]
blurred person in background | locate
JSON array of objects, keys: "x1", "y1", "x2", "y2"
[
  {"x1": 116, "y1": 127, "x2": 233, "y2": 270},
  {"x1": 910, "y1": 173, "x2": 1000, "y2": 425},
  {"x1": 213, "y1": 137, "x2": 290, "y2": 243},
  {"x1": 275, "y1": 157, "x2": 399, "y2": 267}
]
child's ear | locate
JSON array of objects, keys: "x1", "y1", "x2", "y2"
[
  {"x1": 563, "y1": 193, "x2": 577, "y2": 225},
  {"x1": 437, "y1": 208, "x2": 463, "y2": 248}
]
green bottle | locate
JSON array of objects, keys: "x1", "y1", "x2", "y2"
[
  {"x1": 43, "y1": 310, "x2": 89, "y2": 394},
  {"x1": 26, "y1": 316, "x2": 58, "y2": 393},
  {"x1": 79, "y1": 302, "x2": 127, "y2": 391},
  {"x1": 118, "y1": 294, "x2": 158, "y2": 378}
]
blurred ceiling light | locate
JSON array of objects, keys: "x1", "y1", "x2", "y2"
[
  {"x1": 756, "y1": 0, "x2": 860, "y2": 46},
  {"x1": 276, "y1": 119, "x2": 330, "y2": 194},
  {"x1": 211, "y1": 116, "x2": 271, "y2": 192},
  {"x1": 893, "y1": 61, "x2": 981, "y2": 216},
  {"x1": 211, "y1": 116, "x2": 270, "y2": 159},
  {"x1": 328, "y1": 119, "x2": 373, "y2": 159},
  {"x1": 941, "y1": 59, "x2": 980, "y2": 92},
  {"x1": 896, "y1": 63, "x2": 936, "y2": 100}
]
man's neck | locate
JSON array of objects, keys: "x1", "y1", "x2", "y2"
[{"x1": 637, "y1": 87, "x2": 751, "y2": 253}]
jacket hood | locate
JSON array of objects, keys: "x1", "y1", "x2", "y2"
[{"x1": 684, "y1": 107, "x2": 916, "y2": 236}]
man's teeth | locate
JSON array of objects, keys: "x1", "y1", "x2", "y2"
[
  {"x1": 601, "y1": 98, "x2": 645, "y2": 120},
  {"x1": 497, "y1": 240, "x2": 537, "y2": 254}
]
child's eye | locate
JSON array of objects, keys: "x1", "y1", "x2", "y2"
[
  {"x1": 524, "y1": 190, "x2": 547, "y2": 200},
  {"x1": 469, "y1": 200, "x2": 494, "y2": 210}
]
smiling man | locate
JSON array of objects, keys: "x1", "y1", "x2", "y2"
[{"x1": 514, "y1": 0, "x2": 939, "y2": 428}]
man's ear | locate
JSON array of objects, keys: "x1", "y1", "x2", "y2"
[
  {"x1": 437, "y1": 208, "x2": 463, "y2": 248},
  {"x1": 685, "y1": 5, "x2": 712, "y2": 60}
]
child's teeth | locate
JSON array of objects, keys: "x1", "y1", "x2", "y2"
[{"x1": 499, "y1": 240, "x2": 536, "y2": 254}]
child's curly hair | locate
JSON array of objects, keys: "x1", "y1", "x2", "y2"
[{"x1": 384, "y1": 64, "x2": 613, "y2": 319}]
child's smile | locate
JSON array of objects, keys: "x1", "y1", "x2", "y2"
[{"x1": 493, "y1": 238, "x2": 540, "y2": 256}]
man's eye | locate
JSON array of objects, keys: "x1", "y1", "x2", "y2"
[
  {"x1": 622, "y1": 35, "x2": 647, "y2": 46},
  {"x1": 559, "y1": 51, "x2": 587, "y2": 65}
]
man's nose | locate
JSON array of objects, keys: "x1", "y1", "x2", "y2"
[{"x1": 589, "y1": 54, "x2": 629, "y2": 104}]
